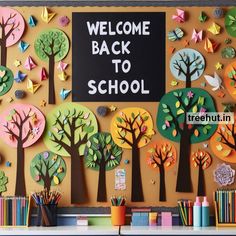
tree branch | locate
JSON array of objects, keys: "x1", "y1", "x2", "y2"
[{"x1": 217, "y1": 130, "x2": 236, "y2": 149}]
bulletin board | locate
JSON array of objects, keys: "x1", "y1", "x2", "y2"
[{"x1": 0, "y1": 3, "x2": 235, "y2": 210}]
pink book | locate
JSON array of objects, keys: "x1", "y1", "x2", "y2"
[{"x1": 161, "y1": 212, "x2": 172, "y2": 226}]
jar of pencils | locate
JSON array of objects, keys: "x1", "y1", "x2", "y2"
[{"x1": 111, "y1": 196, "x2": 126, "y2": 226}]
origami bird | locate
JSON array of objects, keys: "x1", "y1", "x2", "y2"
[{"x1": 204, "y1": 72, "x2": 224, "y2": 91}]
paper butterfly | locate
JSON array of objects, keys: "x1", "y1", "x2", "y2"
[
  {"x1": 204, "y1": 72, "x2": 224, "y2": 91},
  {"x1": 168, "y1": 28, "x2": 184, "y2": 41},
  {"x1": 172, "y1": 9, "x2": 185, "y2": 23},
  {"x1": 191, "y1": 29, "x2": 203, "y2": 43}
]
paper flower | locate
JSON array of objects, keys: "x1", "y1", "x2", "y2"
[
  {"x1": 213, "y1": 163, "x2": 235, "y2": 186},
  {"x1": 58, "y1": 16, "x2": 70, "y2": 27},
  {"x1": 187, "y1": 91, "x2": 194, "y2": 98}
]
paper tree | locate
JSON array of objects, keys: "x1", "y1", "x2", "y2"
[
  {"x1": 44, "y1": 103, "x2": 98, "y2": 203},
  {"x1": 0, "y1": 170, "x2": 8, "y2": 195},
  {"x1": 0, "y1": 7, "x2": 25, "y2": 66},
  {"x1": 170, "y1": 48, "x2": 205, "y2": 88},
  {"x1": 210, "y1": 122, "x2": 236, "y2": 163},
  {"x1": 30, "y1": 151, "x2": 66, "y2": 192},
  {"x1": 224, "y1": 61, "x2": 236, "y2": 100},
  {"x1": 146, "y1": 142, "x2": 176, "y2": 202},
  {"x1": 111, "y1": 108, "x2": 155, "y2": 202},
  {"x1": 84, "y1": 132, "x2": 122, "y2": 202},
  {"x1": 34, "y1": 29, "x2": 69, "y2": 104},
  {"x1": 225, "y1": 8, "x2": 236, "y2": 37},
  {"x1": 0, "y1": 66, "x2": 14, "y2": 96},
  {"x1": 0, "y1": 104, "x2": 45, "y2": 196},
  {"x1": 192, "y1": 150, "x2": 212, "y2": 196},
  {"x1": 157, "y1": 88, "x2": 217, "y2": 192}
]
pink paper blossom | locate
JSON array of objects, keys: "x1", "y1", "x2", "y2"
[
  {"x1": 187, "y1": 91, "x2": 194, "y2": 98},
  {"x1": 58, "y1": 16, "x2": 70, "y2": 27}
]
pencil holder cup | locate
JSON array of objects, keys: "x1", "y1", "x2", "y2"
[
  {"x1": 111, "y1": 206, "x2": 126, "y2": 226},
  {"x1": 36, "y1": 204, "x2": 57, "y2": 226}
]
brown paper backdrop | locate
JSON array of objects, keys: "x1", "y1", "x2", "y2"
[{"x1": 0, "y1": 6, "x2": 235, "y2": 209}]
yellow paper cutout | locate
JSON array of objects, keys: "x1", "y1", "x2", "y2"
[
  {"x1": 215, "y1": 62, "x2": 223, "y2": 70},
  {"x1": 27, "y1": 79, "x2": 41, "y2": 94},
  {"x1": 208, "y1": 22, "x2": 221, "y2": 35},
  {"x1": 41, "y1": 7, "x2": 56, "y2": 23},
  {"x1": 58, "y1": 71, "x2": 68, "y2": 81},
  {"x1": 13, "y1": 60, "x2": 21, "y2": 67}
]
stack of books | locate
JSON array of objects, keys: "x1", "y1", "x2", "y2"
[
  {"x1": 0, "y1": 196, "x2": 30, "y2": 226},
  {"x1": 131, "y1": 208, "x2": 158, "y2": 226},
  {"x1": 214, "y1": 189, "x2": 236, "y2": 223}
]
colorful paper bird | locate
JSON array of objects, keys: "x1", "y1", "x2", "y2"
[
  {"x1": 204, "y1": 72, "x2": 224, "y2": 91},
  {"x1": 14, "y1": 71, "x2": 27, "y2": 83},
  {"x1": 57, "y1": 61, "x2": 68, "y2": 71},
  {"x1": 60, "y1": 88, "x2": 71, "y2": 100},
  {"x1": 199, "y1": 11, "x2": 208, "y2": 22},
  {"x1": 172, "y1": 9, "x2": 185, "y2": 23},
  {"x1": 204, "y1": 38, "x2": 219, "y2": 53},
  {"x1": 41, "y1": 7, "x2": 56, "y2": 23},
  {"x1": 40, "y1": 68, "x2": 47, "y2": 81},
  {"x1": 58, "y1": 71, "x2": 68, "y2": 81},
  {"x1": 191, "y1": 29, "x2": 203, "y2": 43},
  {"x1": 24, "y1": 56, "x2": 37, "y2": 70},
  {"x1": 208, "y1": 22, "x2": 221, "y2": 35},
  {"x1": 27, "y1": 79, "x2": 41, "y2": 94},
  {"x1": 28, "y1": 15, "x2": 37, "y2": 27},
  {"x1": 18, "y1": 41, "x2": 29, "y2": 52},
  {"x1": 168, "y1": 28, "x2": 184, "y2": 41}
]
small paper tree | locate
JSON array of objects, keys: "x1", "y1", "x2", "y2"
[
  {"x1": 0, "y1": 170, "x2": 8, "y2": 195},
  {"x1": 84, "y1": 132, "x2": 122, "y2": 202},
  {"x1": 0, "y1": 7, "x2": 25, "y2": 66},
  {"x1": 30, "y1": 151, "x2": 67, "y2": 192},
  {"x1": 146, "y1": 142, "x2": 176, "y2": 202},
  {"x1": 157, "y1": 88, "x2": 217, "y2": 192},
  {"x1": 192, "y1": 150, "x2": 212, "y2": 196},
  {"x1": 34, "y1": 29, "x2": 69, "y2": 104},
  {"x1": 0, "y1": 104, "x2": 45, "y2": 196},
  {"x1": 223, "y1": 61, "x2": 236, "y2": 100},
  {"x1": 210, "y1": 122, "x2": 236, "y2": 163},
  {"x1": 170, "y1": 48, "x2": 205, "y2": 88},
  {"x1": 111, "y1": 108, "x2": 155, "y2": 202},
  {"x1": 44, "y1": 103, "x2": 98, "y2": 203}
]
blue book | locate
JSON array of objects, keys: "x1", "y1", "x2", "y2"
[{"x1": 16, "y1": 198, "x2": 21, "y2": 226}]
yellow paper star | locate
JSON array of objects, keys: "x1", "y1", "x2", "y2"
[
  {"x1": 40, "y1": 100, "x2": 46, "y2": 107},
  {"x1": 27, "y1": 79, "x2": 41, "y2": 94},
  {"x1": 208, "y1": 22, "x2": 221, "y2": 35},
  {"x1": 58, "y1": 71, "x2": 68, "y2": 81},
  {"x1": 41, "y1": 7, "x2": 56, "y2": 23},
  {"x1": 6, "y1": 97, "x2": 13, "y2": 103},
  {"x1": 215, "y1": 62, "x2": 223, "y2": 70},
  {"x1": 110, "y1": 105, "x2": 117, "y2": 112},
  {"x1": 14, "y1": 60, "x2": 21, "y2": 67}
]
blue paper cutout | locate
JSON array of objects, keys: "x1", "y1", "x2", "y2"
[
  {"x1": 18, "y1": 41, "x2": 30, "y2": 52},
  {"x1": 14, "y1": 71, "x2": 27, "y2": 83},
  {"x1": 60, "y1": 88, "x2": 71, "y2": 100},
  {"x1": 28, "y1": 15, "x2": 37, "y2": 27}
]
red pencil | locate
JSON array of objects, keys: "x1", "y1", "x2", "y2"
[{"x1": 188, "y1": 201, "x2": 193, "y2": 226}]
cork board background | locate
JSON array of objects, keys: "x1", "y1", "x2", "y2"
[{"x1": 0, "y1": 5, "x2": 235, "y2": 209}]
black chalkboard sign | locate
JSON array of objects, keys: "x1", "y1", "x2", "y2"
[{"x1": 72, "y1": 12, "x2": 166, "y2": 102}]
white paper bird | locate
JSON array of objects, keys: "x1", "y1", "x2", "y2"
[{"x1": 204, "y1": 72, "x2": 224, "y2": 91}]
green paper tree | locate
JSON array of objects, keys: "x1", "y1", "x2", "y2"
[
  {"x1": 34, "y1": 29, "x2": 69, "y2": 104},
  {"x1": 0, "y1": 170, "x2": 8, "y2": 195},
  {"x1": 84, "y1": 132, "x2": 122, "y2": 202},
  {"x1": 44, "y1": 103, "x2": 98, "y2": 204},
  {"x1": 30, "y1": 151, "x2": 66, "y2": 192},
  {"x1": 157, "y1": 88, "x2": 217, "y2": 192},
  {"x1": 0, "y1": 66, "x2": 14, "y2": 96}
]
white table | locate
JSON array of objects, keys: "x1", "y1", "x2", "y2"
[
  {"x1": 120, "y1": 226, "x2": 236, "y2": 235},
  {"x1": 0, "y1": 226, "x2": 119, "y2": 235}
]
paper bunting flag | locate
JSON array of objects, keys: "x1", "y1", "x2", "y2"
[
  {"x1": 214, "y1": 163, "x2": 235, "y2": 186},
  {"x1": 14, "y1": 71, "x2": 27, "y2": 83},
  {"x1": 60, "y1": 88, "x2": 71, "y2": 100},
  {"x1": 28, "y1": 15, "x2": 37, "y2": 27},
  {"x1": 24, "y1": 56, "x2": 37, "y2": 70},
  {"x1": 204, "y1": 72, "x2": 224, "y2": 91},
  {"x1": 41, "y1": 7, "x2": 56, "y2": 23},
  {"x1": 191, "y1": 29, "x2": 203, "y2": 43},
  {"x1": 172, "y1": 9, "x2": 185, "y2": 23},
  {"x1": 58, "y1": 71, "x2": 68, "y2": 81},
  {"x1": 168, "y1": 28, "x2": 184, "y2": 41},
  {"x1": 208, "y1": 22, "x2": 221, "y2": 35},
  {"x1": 57, "y1": 61, "x2": 68, "y2": 71},
  {"x1": 199, "y1": 11, "x2": 208, "y2": 22},
  {"x1": 18, "y1": 41, "x2": 29, "y2": 53},
  {"x1": 27, "y1": 79, "x2": 41, "y2": 94},
  {"x1": 40, "y1": 68, "x2": 47, "y2": 81},
  {"x1": 204, "y1": 38, "x2": 219, "y2": 53}
]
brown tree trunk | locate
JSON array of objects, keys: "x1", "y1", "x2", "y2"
[
  {"x1": 1, "y1": 40, "x2": 7, "y2": 67},
  {"x1": 197, "y1": 165, "x2": 205, "y2": 196},
  {"x1": 97, "y1": 157, "x2": 106, "y2": 202},
  {"x1": 176, "y1": 126, "x2": 192, "y2": 192},
  {"x1": 15, "y1": 142, "x2": 26, "y2": 196},
  {"x1": 131, "y1": 143, "x2": 144, "y2": 202},
  {"x1": 71, "y1": 150, "x2": 87, "y2": 204},
  {"x1": 44, "y1": 170, "x2": 51, "y2": 192},
  {"x1": 159, "y1": 164, "x2": 166, "y2": 202},
  {"x1": 185, "y1": 74, "x2": 191, "y2": 88},
  {"x1": 48, "y1": 56, "x2": 55, "y2": 104}
]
